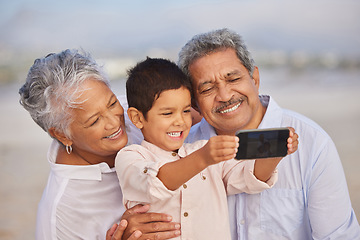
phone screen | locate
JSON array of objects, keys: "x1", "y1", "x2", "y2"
[{"x1": 235, "y1": 128, "x2": 289, "y2": 160}]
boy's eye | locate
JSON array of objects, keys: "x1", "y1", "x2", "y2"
[
  {"x1": 184, "y1": 109, "x2": 191, "y2": 113},
  {"x1": 162, "y1": 112, "x2": 172, "y2": 116}
]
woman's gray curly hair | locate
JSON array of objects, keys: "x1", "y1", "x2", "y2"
[
  {"x1": 178, "y1": 28, "x2": 255, "y2": 80},
  {"x1": 19, "y1": 49, "x2": 110, "y2": 140}
]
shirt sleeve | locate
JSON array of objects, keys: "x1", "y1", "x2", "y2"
[
  {"x1": 115, "y1": 145, "x2": 178, "y2": 209},
  {"x1": 307, "y1": 138, "x2": 360, "y2": 239},
  {"x1": 222, "y1": 159, "x2": 278, "y2": 195}
]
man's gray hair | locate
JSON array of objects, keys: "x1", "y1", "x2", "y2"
[
  {"x1": 178, "y1": 28, "x2": 255, "y2": 79},
  {"x1": 19, "y1": 49, "x2": 110, "y2": 140}
]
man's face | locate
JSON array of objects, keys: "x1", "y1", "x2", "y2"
[{"x1": 188, "y1": 48, "x2": 265, "y2": 135}]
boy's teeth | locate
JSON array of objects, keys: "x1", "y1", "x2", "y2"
[
  {"x1": 106, "y1": 128, "x2": 121, "y2": 138},
  {"x1": 167, "y1": 132, "x2": 181, "y2": 137},
  {"x1": 220, "y1": 102, "x2": 241, "y2": 114}
]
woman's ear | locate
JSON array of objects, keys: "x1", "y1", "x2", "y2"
[
  {"x1": 127, "y1": 107, "x2": 145, "y2": 130},
  {"x1": 48, "y1": 128, "x2": 73, "y2": 146}
]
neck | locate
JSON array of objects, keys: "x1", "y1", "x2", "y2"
[{"x1": 56, "y1": 146, "x2": 116, "y2": 168}]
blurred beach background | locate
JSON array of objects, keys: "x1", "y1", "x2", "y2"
[{"x1": 0, "y1": 0, "x2": 359, "y2": 239}]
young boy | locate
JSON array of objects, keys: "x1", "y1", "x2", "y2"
[{"x1": 115, "y1": 58, "x2": 298, "y2": 240}]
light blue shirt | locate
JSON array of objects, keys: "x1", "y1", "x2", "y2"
[{"x1": 186, "y1": 95, "x2": 360, "y2": 240}]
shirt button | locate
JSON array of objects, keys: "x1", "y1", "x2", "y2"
[
  {"x1": 184, "y1": 212, "x2": 189, "y2": 217},
  {"x1": 172, "y1": 152, "x2": 177, "y2": 157},
  {"x1": 202, "y1": 175, "x2": 206, "y2": 180},
  {"x1": 183, "y1": 184, "x2": 187, "y2": 189},
  {"x1": 240, "y1": 219, "x2": 245, "y2": 225},
  {"x1": 143, "y1": 168, "x2": 148, "y2": 173}
]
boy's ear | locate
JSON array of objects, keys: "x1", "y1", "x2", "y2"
[
  {"x1": 48, "y1": 127, "x2": 73, "y2": 146},
  {"x1": 127, "y1": 107, "x2": 145, "y2": 129}
]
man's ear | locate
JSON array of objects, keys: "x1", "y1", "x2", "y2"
[
  {"x1": 48, "y1": 127, "x2": 72, "y2": 146},
  {"x1": 127, "y1": 107, "x2": 145, "y2": 130},
  {"x1": 252, "y1": 66, "x2": 260, "y2": 90}
]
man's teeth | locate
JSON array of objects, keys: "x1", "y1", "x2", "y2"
[
  {"x1": 106, "y1": 128, "x2": 122, "y2": 138},
  {"x1": 219, "y1": 102, "x2": 241, "y2": 114},
  {"x1": 167, "y1": 132, "x2": 181, "y2": 137}
]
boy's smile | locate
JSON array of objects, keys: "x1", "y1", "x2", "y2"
[{"x1": 140, "y1": 86, "x2": 192, "y2": 152}]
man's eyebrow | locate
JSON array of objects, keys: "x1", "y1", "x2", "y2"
[
  {"x1": 225, "y1": 70, "x2": 242, "y2": 78},
  {"x1": 197, "y1": 80, "x2": 214, "y2": 90}
]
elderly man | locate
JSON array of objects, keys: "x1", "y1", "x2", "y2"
[{"x1": 178, "y1": 28, "x2": 360, "y2": 239}]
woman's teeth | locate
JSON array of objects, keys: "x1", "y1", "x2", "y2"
[
  {"x1": 105, "y1": 128, "x2": 122, "y2": 139},
  {"x1": 219, "y1": 102, "x2": 241, "y2": 114},
  {"x1": 167, "y1": 132, "x2": 181, "y2": 137}
]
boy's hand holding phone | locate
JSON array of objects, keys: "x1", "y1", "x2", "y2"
[{"x1": 198, "y1": 135, "x2": 239, "y2": 166}]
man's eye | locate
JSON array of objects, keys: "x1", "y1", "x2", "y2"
[
  {"x1": 199, "y1": 87, "x2": 213, "y2": 95},
  {"x1": 228, "y1": 78, "x2": 240, "y2": 83}
]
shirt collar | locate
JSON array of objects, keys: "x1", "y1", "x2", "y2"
[
  {"x1": 47, "y1": 140, "x2": 115, "y2": 181},
  {"x1": 141, "y1": 140, "x2": 186, "y2": 158},
  {"x1": 258, "y1": 95, "x2": 283, "y2": 129}
]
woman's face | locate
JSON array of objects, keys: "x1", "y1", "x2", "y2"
[{"x1": 68, "y1": 79, "x2": 128, "y2": 162}]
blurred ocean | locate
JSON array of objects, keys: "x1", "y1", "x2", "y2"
[
  {"x1": 1, "y1": 0, "x2": 359, "y2": 238},
  {"x1": 1, "y1": 66, "x2": 359, "y2": 239}
]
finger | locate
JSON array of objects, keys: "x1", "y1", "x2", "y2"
[
  {"x1": 127, "y1": 212, "x2": 173, "y2": 226},
  {"x1": 212, "y1": 149, "x2": 238, "y2": 161},
  {"x1": 123, "y1": 204, "x2": 151, "y2": 217},
  {"x1": 140, "y1": 229, "x2": 181, "y2": 240},
  {"x1": 132, "y1": 222, "x2": 181, "y2": 236},
  {"x1": 113, "y1": 220, "x2": 128, "y2": 240},
  {"x1": 127, "y1": 230, "x2": 142, "y2": 240},
  {"x1": 106, "y1": 223, "x2": 118, "y2": 240},
  {"x1": 287, "y1": 127, "x2": 295, "y2": 136}
]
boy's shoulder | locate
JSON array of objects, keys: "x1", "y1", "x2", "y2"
[{"x1": 182, "y1": 139, "x2": 208, "y2": 152}]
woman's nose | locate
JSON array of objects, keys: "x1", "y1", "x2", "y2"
[{"x1": 104, "y1": 111, "x2": 118, "y2": 129}]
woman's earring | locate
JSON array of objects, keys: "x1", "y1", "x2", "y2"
[{"x1": 66, "y1": 144, "x2": 72, "y2": 155}]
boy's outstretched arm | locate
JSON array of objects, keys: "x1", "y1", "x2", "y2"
[
  {"x1": 157, "y1": 135, "x2": 239, "y2": 191},
  {"x1": 253, "y1": 127, "x2": 298, "y2": 182}
]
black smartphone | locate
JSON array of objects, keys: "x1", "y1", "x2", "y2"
[{"x1": 235, "y1": 128, "x2": 289, "y2": 160}]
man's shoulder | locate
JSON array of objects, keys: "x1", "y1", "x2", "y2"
[{"x1": 187, "y1": 119, "x2": 214, "y2": 143}]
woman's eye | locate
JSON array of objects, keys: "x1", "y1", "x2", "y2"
[
  {"x1": 110, "y1": 100, "x2": 118, "y2": 107},
  {"x1": 90, "y1": 118, "x2": 99, "y2": 126}
]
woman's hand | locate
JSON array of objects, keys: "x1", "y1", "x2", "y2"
[
  {"x1": 106, "y1": 220, "x2": 142, "y2": 240},
  {"x1": 107, "y1": 204, "x2": 181, "y2": 240}
]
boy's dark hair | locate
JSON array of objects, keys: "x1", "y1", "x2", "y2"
[{"x1": 126, "y1": 57, "x2": 193, "y2": 119}]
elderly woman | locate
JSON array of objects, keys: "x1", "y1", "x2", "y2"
[{"x1": 19, "y1": 49, "x2": 180, "y2": 240}]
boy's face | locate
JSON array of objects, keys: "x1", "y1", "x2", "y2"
[{"x1": 141, "y1": 86, "x2": 192, "y2": 152}]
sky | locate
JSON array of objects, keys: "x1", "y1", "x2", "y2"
[{"x1": 0, "y1": 0, "x2": 360, "y2": 61}]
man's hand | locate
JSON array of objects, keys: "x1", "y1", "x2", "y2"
[{"x1": 109, "y1": 204, "x2": 181, "y2": 240}]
